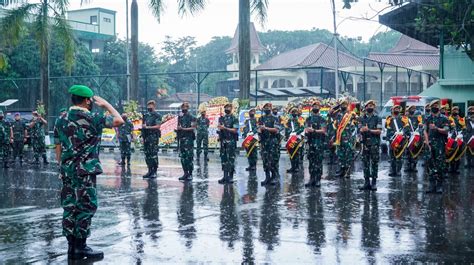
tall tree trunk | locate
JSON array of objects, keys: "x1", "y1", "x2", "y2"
[
  {"x1": 238, "y1": 0, "x2": 251, "y2": 100},
  {"x1": 40, "y1": 0, "x2": 50, "y2": 128},
  {"x1": 130, "y1": 0, "x2": 139, "y2": 101}
]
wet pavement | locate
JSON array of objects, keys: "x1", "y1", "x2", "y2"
[{"x1": 1, "y1": 150, "x2": 474, "y2": 264}]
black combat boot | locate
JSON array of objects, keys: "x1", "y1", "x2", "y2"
[
  {"x1": 335, "y1": 167, "x2": 343, "y2": 177},
  {"x1": 126, "y1": 156, "x2": 131, "y2": 166},
  {"x1": 305, "y1": 174, "x2": 316, "y2": 188},
  {"x1": 118, "y1": 156, "x2": 126, "y2": 165},
  {"x1": 261, "y1": 170, "x2": 271, "y2": 186},
  {"x1": 69, "y1": 238, "x2": 104, "y2": 260},
  {"x1": 185, "y1": 170, "x2": 193, "y2": 181},
  {"x1": 19, "y1": 156, "x2": 23, "y2": 165},
  {"x1": 389, "y1": 162, "x2": 397, "y2": 176},
  {"x1": 359, "y1": 177, "x2": 371, "y2": 191},
  {"x1": 204, "y1": 154, "x2": 209, "y2": 162},
  {"x1": 178, "y1": 171, "x2": 188, "y2": 181},
  {"x1": 66, "y1": 235, "x2": 74, "y2": 255},
  {"x1": 148, "y1": 166, "x2": 157, "y2": 179},
  {"x1": 425, "y1": 179, "x2": 437, "y2": 194},
  {"x1": 42, "y1": 154, "x2": 49, "y2": 165},
  {"x1": 370, "y1": 178, "x2": 377, "y2": 191},
  {"x1": 227, "y1": 170, "x2": 235, "y2": 184},
  {"x1": 142, "y1": 167, "x2": 151, "y2": 179},
  {"x1": 218, "y1": 171, "x2": 228, "y2": 184},
  {"x1": 33, "y1": 157, "x2": 40, "y2": 165},
  {"x1": 268, "y1": 170, "x2": 278, "y2": 185}
]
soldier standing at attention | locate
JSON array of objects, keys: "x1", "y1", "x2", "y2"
[
  {"x1": 447, "y1": 106, "x2": 465, "y2": 174},
  {"x1": 424, "y1": 99, "x2": 449, "y2": 193},
  {"x1": 272, "y1": 106, "x2": 283, "y2": 176},
  {"x1": 142, "y1": 100, "x2": 162, "y2": 179},
  {"x1": 258, "y1": 103, "x2": 281, "y2": 186},
  {"x1": 243, "y1": 108, "x2": 258, "y2": 171},
  {"x1": 117, "y1": 113, "x2": 134, "y2": 167},
  {"x1": 422, "y1": 103, "x2": 431, "y2": 165},
  {"x1": 55, "y1": 85, "x2": 123, "y2": 260},
  {"x1": 30, "y1": 111, "x2": 49, "y2": 165},
  {"x1": 10, "y1": 112, "x2": 27, "y2": 165},
  {"x1": 326, "y1": 105, "x2": 338, "y2": 165},
  {"x1": 285, "y1": 107, "x2": 304, "y2": 174},
  {"x1": 304, "y1": 101, "x2": 327, "y2": 187},
  {"x1": 405, "y1": 105, "x2": 423, "y2": 173},
  {"x1": 358, "y1": 100, "x2": 382, "y2": 191},
  {"x1": 217, "y1": 103, "x2": 239, "y2": 184},
  {"x1": 0, "y1": 111, "x2": 9, "y2": 168},
  {"x1": 334, "y1": 100, "x2": 356, "y2": 177},
  {"x1": 386, "y1": 105, "x2": 408, "y2": 176},
  {"x1": 177, "y1": 102, "x2": 197, "y2": 182},
  {"x1": 465, "y1": 106, "x2": 474, "y2": 168},
  {"x1": 196, "y1": 110, "x2": 210, "y2": 161}
]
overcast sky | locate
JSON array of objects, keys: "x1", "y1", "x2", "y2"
[{"x1": 69, "y1": 0, "x2": 395, "y2": 49}]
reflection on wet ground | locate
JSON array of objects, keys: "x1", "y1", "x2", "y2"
[{"x1": 0, "y1": 150, "x2": 473, "y2": 263}]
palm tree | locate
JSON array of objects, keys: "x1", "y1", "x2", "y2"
[{"x1": 0, "y1": 0, "x2": 75, "y2": 120}]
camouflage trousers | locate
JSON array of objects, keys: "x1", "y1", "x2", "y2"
[
  {"x1": 12, "y1": 141, "x2": 24, "y2": 159},
  {"x1": 261, "y1": 140, "x2": 279, "y2": 172},
  {"x1": 31, "y1": 137, "x2": 46, "y2": 159},
  {"x1": 0, "y1": 142, "x2": 8, "y2": 162},
  {"x1": 336, "y1": 142, "x2": 353, "y2": 169},
  {"x1": 196, "y1": 133, "x2": 209, "y2": 157},
  {"x1": 179, "y1": 137, "x2": 194, "y2": 173},
  {"x1": 428, "y1": 141, "x2": 446, "y2": 181},
  {"x1": 247, "y1": 146, "x2": 258, "y2": 167},
  {"x1": 143, "y1": 138, "x2": 158, "y2": 168},
  {"x1": 362, "y1": 145, "x2": 380, "y2": 179},
  {"x1": 61, "y1": 174, "x2": 98, "y2": 239},
  {"x1": 389, "y1": 147, "x2": 403, "y2": 172},
  {"x1": 307, "y1": 144, "x2": 324, "y2": 178},
  {"x1": 119, "y1": 140, "x2": 132, "y2": 158},
  {"x1": 220, "y1": 141, "x2": 236, "y2": 172}
]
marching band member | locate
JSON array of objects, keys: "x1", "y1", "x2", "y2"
[
  {"x1": 285, "y1": 107, "x2": 305, "y2": 174},
  {"x1": 386, "y1": 105, "x2": 409, "y2": 176},
  {"x1": 258, "y1": 103, "x2": 281, "y2": 186},
  {"x1": 405, "y1": 105, "x2": 424, "y2": 173},
  {"x1": 304, "y1": 101, "x2": 327, "y2": 187},
  {"x1": 242, "y1": 108, "x2": 258, "y2": 171}
]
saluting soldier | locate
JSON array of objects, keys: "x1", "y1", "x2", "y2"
[
  {"x1": 465, "y1": 106, "x2": 474, "y2": 168},
  {"x1": 243, "y1": 108, "x2": 258, "y2": 171},
  {"x1": 405, "y1": 105, "x2": 423, "y2": 173},
  {"x1": 196, "y1": 110, "x2": 210, "y2": 161},
  {"x1": 55, "y1": 85, "x2": 123, "y2": 260},
  {"x1": 29, "y1": 110, "x2": 49, "y2": 165},
  {"x1": 424, "y1": 99, "x2": 449, "y2": 193},
  {"x1": 258, "y1": 103, "x2": 281, "y2": 186},
  {"x1": 117, "y1": 113, "x2": 134, "y2": 166},
  {"x1": 10, "y1": 112, "x2": 27, "y2": 165},
  {"x1": 142, "y1": 100, "x2": 162, "y2": 179},
  {"x1": 0, "y1": 110, "x2": 9, "y2": 168},
  {"x1": 358, "y1": 100, "x2": 382, "y2": 191},
  {"x1": 304, "y1": 101, "x2": 327, "y2": 187},
  {"x1": 285, "y1": 107, "x2": 304, "y2": 174},
  {"x1": 176, "y1": 102, "x2": 197, "y2": 182},
  {"x1": 447, "y1": 106, "x2": 465, "y2": 174},
  {"x1": 386, "y1": 105, "x2": 408, "y2": 176},
  {"x1": 334, "y1": 99, "x2": 356, "y2": 177},
  {"x1": 217, "y1": 103, "x2": 239, "y2": 184}
]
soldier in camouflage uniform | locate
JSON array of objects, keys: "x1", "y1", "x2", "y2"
[
  {"x1": 304, "y1": 101, "x2": 327, "y2": 187},
  {"x1": 422, "y1": 103, "x2": 431, "y2": 165},
  {"x1": 272, "y1": 106, "x2": 283, "y2": 176},
  {"x1": 117, "y1": 113, "x2": 134, "y2": 166},
  {"x1": 10, "y1": 113, "x2": 27, "y2": 165},
  {"x1": 386, "y1": 105, "x2": 408, "y2": 176},
  {"x1": 285, "y1": 107, "x2": 304, "y2": 174},
  {"x1": 447, "y1": 106, "x2": 465, "y2": 174},
  {"x1": 334, "y1": 100, "x2": 356, "y2": 177},
  {"x1": 465, "y1": 106, "x2": 474, "y2": 168},
  {"x1": 217, "y1": 103, "x2": 239, "y2": 184},
  {"x1": 29, "y1": 111, "x2": 49, "y2": 165},
  {"x1": 142, "y1": 100, "x2": 162, "y2": 179},
  {"x1": 358, "y1": 100, "x2": 382, "y2": 191},
  {"x1": 55, "y1": 85, "x2": 123, "y2": 260},
  {"x1": 405, "y1": 105, "x2": 423, "y2": 173},
  {"x1": 258, "y1": 103, "x2": 281, "y2": 186},
  {"x1": 0, "y1": 111, "x2": 9, "y2": 168},
  {"x1": 196, "y1": 110, "x2": 210, "y2": 161},
  {"x1": 424, "y1": 99, "x2": 449, "y2": 194},
  {"x1": 326, "y1": 106, "x2": 338, "y2": 165},
  {"x1": 243, "y1": 108, "x2": 258, "y2": 171},
  {"x1": 177, "y1": 102, "x2": 197, "y2": 182}
]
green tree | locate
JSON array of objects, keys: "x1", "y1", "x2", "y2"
[{"x1": 0, "y1": 0, "x2": 76, "y2": 118}]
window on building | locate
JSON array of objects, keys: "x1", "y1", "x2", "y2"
[
  {"x1": 271, "y1": 80, "x2": 278, "y2": 88},
  {"x1": 91, "y1": 48, "x2": 100, "y2": 53},
  {"x1": 252, "y1": 55, "x2": 256, "y2": 64},
  {"x1": 263, "y1": 80, "x2": 268, "y2": 88},
  {"x1": 103, "y1": 17, "x2": 111, "y2": 23},
  {"x1": 297, "y1": 78, "x2": 304, "y2": 87},
  {"x1": 278, "y1": 79, "x2": 286, "y2": 88},
  {"x1": 90, "y1": 15, "x2": 98, "y2": 24},
  {"x1": 287, "y1": 80, "x2": 293, "y2": 87}
]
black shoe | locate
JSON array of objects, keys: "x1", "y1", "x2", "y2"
[
  {"x1": 218, "y1": 171, "x2": 228, "y2": 184},
  {"x1": 268, "y1": 170, "x2": 278, "y2": 185},
  {"x1": 118, "y1": 160, "x2": 125, "y2": 165},
  {"x1": 127, "y1": 157, "x2": 131, "y2": 165},
  {"x1": 359, "y1": 178, "x2": 372, "y2": 191},
  {"x1": 142, "y1": 168, "x2": 151, "y2": 179},
  {"x1": 370, "y1": 178, "x2": 377, "y2": 191},
  {"x1": 286, "y1": 168, "x2": 294, "y2": 173},
  {"x1": 69, "y1": 238, "x2": 104, "y2": 260},
  {"x1": 245, "y1": 167, "x2": 251, "y2": 171},
  {"x1": 66, "y1": 235, "x2": 74, "y2": 255},
  {"x1": 148, "y1": 168, "x2": 157, "y2": 179},
  {"x1": 249, "y1": 166, "x2": 256, "y2": 171},
  {"x1": 205, "y1": 156, "x2": 209, "y2": 162},
  {"x1": 227, "y1": 171, "x2": 235, "y2": 184},
  {"x1": 305, "y1": 176, "x2": 316, "y2": 187},
  {"x1": 42, "y1": 155, "x2": 49, "y2": 165},
  {"x1": 178, "y1": 173, "x2": 188, "y2": 181},
  {"x1": 261, "y1": 170, "x2": 271, "y2": 186},
  {"x1": 185, "y1": 171, "x2": 193, "y2": 181}
]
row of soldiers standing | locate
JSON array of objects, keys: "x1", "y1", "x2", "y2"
[{"x1": 0, "y1": 110, "x2": 49, "y2": 168}]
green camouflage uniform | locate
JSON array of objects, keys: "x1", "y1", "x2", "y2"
[
  {"x1": 196, "y1": 116, "x2": 210, "y2": 157},
  {"x1": 305, "y1": 113, "x2": 327, "y2": 182},
  {"x1": 178, "y1": 113, "x2": 196, "y2": 176},
  {"x1": 11, "y1": 120, "x2": 27, "y2": 161},
  {"x1": 30, "y1": 118, "x2": 47, "y2": 161},
  {"x1": 243, "y1": 117, "x2": 258, "y2": 168},
  {"x1": 359, "y1": 113, "x2": 382, "y2": 181},
  {"x1": 422, "y1": 113, "x2": 432, "y2": 162},
  {"x1": 285, "y1": 115, "x2": 304, "y2": 172},
  {"x1": 425, "y1": 113, "x2": 449, "y2": 185},
  {"x1": 0, "y1": 119, "x2": 9, "y2": 165},
  {"x1": 218, "y1": 114, "x2": 239, "y2": 173},
  {"x1": 118, "y1": 119, "x2": 134, "y2": 162},
  {"x1": 55, "y1": 108, "x2": 113, "y2": 239},
  {"x1": 335, "y1": 111, "x2": 356, "y2": 175},
  {"x1": 326, "y1": 113, "x2": 337, "y2": 164},
  {"x1": 258, "y1": 114, "x2": 281, "y2": 175},
  {"x1": 142, "y1": 111, "x2": 162, "y2": 170}
]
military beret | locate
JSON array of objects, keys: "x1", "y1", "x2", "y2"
[
  {"x1": 312, "y1": 101, "x2": 321, "y2": 107},
  {"x1": 147, "y1": 100, "x2": 156, "y2": 106},
  {"x1": 272, "y1": 106, "x2": 279, "y2": 110},
  {"x1": 290, "y1": 107, "x2": 298, "y2": 113},
  {"x1": 181, "y1": 102, "x2": 190, "y2": 107},
  {"x1": 59, "y1": 108, "x2": 67, "y2": 113},
  {"x1": 263, "y1": 103, "x2": 272, "y2": 108},
  {"x1": 430, "y1": 99, "x2": 440, "y2": 107},
  {"x1": 69, "y1": 85, "x2": 94, "y2": 98},
  {"x1": 224, "y1": 103, "x2": 233, "y2": 108},
  {"x1": 14, "y1": 112, "x2": 20, "y2": 116},
  {"x1": 391, "y1": 105, "x2": 401, "y2": 111},
  {"x1": 407, "y1": 105, "x2": 416, "y2": 111},
  {"x1": 425, "y1": 103, "x2": 431, "y2": 109},
  {"x1": 364, "y1": 100, "x2": 376, "y2": 108},
  {"x1": 249, "y1": 108, "x2": 256, "y2": 112},
  {"x1": 452, "y1": 106, "x2": 459, "y2": 111},
  {"x1": 468, "y1": 106, "x2": 474, "y2": 112}
]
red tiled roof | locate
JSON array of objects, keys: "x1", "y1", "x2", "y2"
[
  {"x1": 256, "y1": 42, "x2": 363, "y2": 70},
  {"x1": 226, "y1": 23, "x2": 266, "y2": 54},
  {"x1": 389, "y1": 35, "x2": 438, "y2": 54},
  {"x1": 368, "y1": 52, "x2": 439, "y2": 68}
]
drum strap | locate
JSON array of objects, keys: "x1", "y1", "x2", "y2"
[
  {"x1": 291, "y1": 121, "x2": 295, "y2": 132},
  {"x1": 394, "y1": 118, "x2": 400, "y2": 133},
  {"x1": 408, "y1": 118, "x2": 414, "y2": 132},
  {"x1": 248, "y1": 120, "x2": 252, "y2": 132}
]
